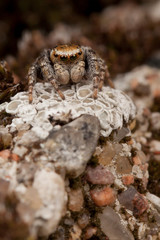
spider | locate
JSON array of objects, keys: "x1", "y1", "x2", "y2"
[{"x1": 28, "y1": 44, "x2": 114, "y2": 103}]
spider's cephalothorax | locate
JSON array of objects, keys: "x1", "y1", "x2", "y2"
[{"x1": 28, "y1": 44, "x2": 114, "y2": 103}]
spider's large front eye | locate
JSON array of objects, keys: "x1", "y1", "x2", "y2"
[
  {"x1": 70, "y1": 55, "x2": 77, "y2": 61},
  {"x1": 60, "y1": 56, "x2": 68, "y2": 61}
]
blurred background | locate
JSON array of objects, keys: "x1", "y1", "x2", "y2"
[{"x1": 1, "y1": 0, "x2": 160, "y2": 80}]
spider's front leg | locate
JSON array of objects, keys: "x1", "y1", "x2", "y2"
[
  {"x1": 82, "y1": 47, "x2": 102, "y2": 99},
  {"x1": 98, "y1": 58, "x2": 114, "y2": 90},
  {"x1": 38, "y1": 50, "x2": 65, "y2": 100}
]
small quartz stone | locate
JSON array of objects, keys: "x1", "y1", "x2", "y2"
[
  {"x1": 116, "y1": 156, "x2": 132, "y2": 174},
  {"x1": 122, "y1": 175, "x2": 134, "y2": 185},
  {"x1": 68, "y1": 188, "x2": 84, "y2": 212},
  {"x1": 146, "y1": 192, "x2": 160, "y2": 212},
  {"x1": 98, "y1": 206, "x2": 134, "y2": 240},
  {"x1": 84, "y1": 227, "x2": 97, "y2": 239},
  {"x1": 98, "y1": 142, "x2": 122, "y2": 166},
  {"x1": 77, "y1": 213, "x2": 90, "y2": 229},
  {"x1": 112, "y1": 127, "x2": 130, "y2": 142},
  {"x1": 0, "y1": 149, "x2": 20, "y2": 162},
  {"x1": 70, "y1": 224, "x2": 82, "y2": 240},
  {"x1": 118, "y1": 186, "x2": 148, "y2": 217},
  {"x1": 150, "y1": 112, "x2": 160, "y2": 130},
  {"x1": 133, "y1": 155, "x2": 142, "y2": 165},
  {"x1": 86, "y1": 165, "x2": 115, "y2": 185},
  {"x1": 90, "y1": 187, "x2": 116, "y2": 207}
]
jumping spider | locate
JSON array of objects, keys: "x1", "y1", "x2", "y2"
[{"x1": 28, "y1": 44, "x2": 114, "y2": 103}]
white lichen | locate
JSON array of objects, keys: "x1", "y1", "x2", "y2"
[{"x1": 2, "y1": 81, "x2": 136, "y2": 138}]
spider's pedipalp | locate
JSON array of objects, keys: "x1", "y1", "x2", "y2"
[{"x1": 38, "y1": 49, "x2": 65, "y2": 100}]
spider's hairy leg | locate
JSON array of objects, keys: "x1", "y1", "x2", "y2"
[
  {"x1": 98, "y1": 58, "x2": 114, "y2": 90},
  {"x1": 38, "y1": 50, "x2": 65, "y2": 100},
  {"x1": 50, "y1": 79, "x2": 65, "y2": 100},
  {"x1": 28, "y1": 63, "x2": 37, "y2": 103},
  {"x1": 82, "y1": 46, "x2": 101, "y2": 99},
  {"x1": 97, "y1": 58, "x2": 106, "y2": 90}
]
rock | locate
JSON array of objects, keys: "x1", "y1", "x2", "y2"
[
  {"x1": 149, "y1": 140, "x2": 160, "y2": 153},
  {"x1": 32, "y1": 169, "x2": 66, "y2": 236},
  {"x1": 118, "y1": 186, "x2": 148, "y2": 217},
  {"x1": 112, "y1": 127, "x2": 130, "y2": 142},
  {"x1": 98, "y1": 206, "x2": 134, "y2": 240},
  {"x1": 84, "y1": 226, "x2": 97, "y2": 239},
  {"x1": 98, "y1": 142, "x2": 122, "y2": 166},
  {"x1": 150, "y1": 112, "x2": 160, "y2": 131},
  {"x1": 90, "y1": 187, "x2": 116, "y2": 207},
  {"x1": 42, "y1": 114, "x2": 100, "y2": 177},
  {"x1": 68, "y1": 188, "x2": 84, "y2": 212},
  {"x1": 85, "y1": 165, "x2": 115, "y2": 185},
  {"x1": 122, "y1": 175, "x2": 134, "y2": 186},
  {"x1": 116, "y1": 156, "x2": 132, "y2": 174},
  {"x1": 77, "y1": 213, "x2": 90, "y2": 229},
  {"x1": 69, "y1": 224, "x2": 82, "y2": 240},
  {"x1": 0, "y1": 149, "x2": 20, "y2": 162},
  {"x1": 146, "y1": 192, "x2": 160, "y2": 212}
]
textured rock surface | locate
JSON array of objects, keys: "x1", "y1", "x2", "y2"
[
  {"x1": 98, "y1": 206, "x2": 134, "y2": 240},
  {"x1": 42, "y1": 114, "x2": 100, "y2": 177}
]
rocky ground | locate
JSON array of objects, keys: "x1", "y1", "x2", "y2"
[{"x1": 0, "y1": 1, "x2": 160, "y2": 240}]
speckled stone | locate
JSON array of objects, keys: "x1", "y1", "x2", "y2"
[
  {"x1": 42, "y1": 114, "x2": 100, "y2": 177},
  {"x1": 86, "y1": 165, "x2": 115, "y2": 185},
  {"x1": 68, "y1": 188, "x2": 84, "y2": 212},
  {"x1": 98, "y1": 206, "x2": 134, "y2": 240},
  {"x1": 118, "y1": 186, "x2": 148, "y2": 217},
  {"x1": 90, "y1": 187, "x2": 116, "y2": 207},
  {"x1": 116, "y1": 156, "x2": 132, "y2": 174}
]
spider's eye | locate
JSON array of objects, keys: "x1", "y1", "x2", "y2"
[
  {"x1": 78, "y1": 51, "x2": 82, "y2": 55},
  {"x1": 70, "y1": 55, "x2": 77, "y2": 61},
  {"x1": 60, "y1": 56, "x2": 68, "y2": 61},
  {"x1": 54, "y1": 54, "x2": 58, "y2": 57}
]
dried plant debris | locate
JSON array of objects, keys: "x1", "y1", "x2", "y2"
[{"x1": 0, "y1": 60, "x2": 20, "y2": 103}]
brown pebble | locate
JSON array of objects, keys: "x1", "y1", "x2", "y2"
[
  {"x1": 11, "y1": 153, "x2": 20, "y2": 162},
  {"x1": 132, "y1": 155, "x2": 141, "y2": 165},
  {"x1": 0, "y1": 150, "x2": 20, "y2": 162},
  {"x1": 118, "y1": 186, "x2": 148, "y2": 217},
  {"x1": 133, "y1": 193, "x2": 148, "y2": 216},
  {"x1": 0, "y1": 150, "x2": 10, "y2": 160},
  {"x1": 122, "y1": 175, "x2": 134, "y2": 185},
  {"x1": 90, "y1": 187, "x2": 116, "y2": 207},
  {"x1": 84, "y1": 227, "x2": 97, "y2": 239},
  {"x1": 86, "y1": 165, "x2": 114, "y2": 185},
  {"x1": 153, "y1": 88, "x2": 160, "y2": 98},
  {"x1": 68, "y1": 188, "x2": 84, "y2": 212}
]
